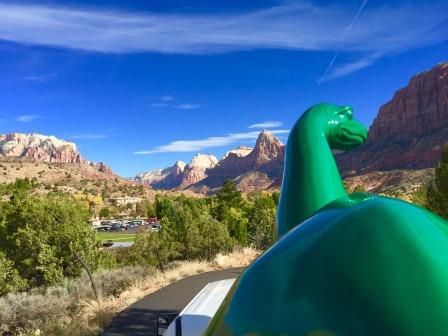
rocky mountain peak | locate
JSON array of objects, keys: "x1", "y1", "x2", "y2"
[
  {"x1": 222, "y1": 146, "x2": 253, "y2": 160},
  {"x1": 187, "y1": 154, "x2": 218, "y2": 169},
  {"x1": 252, "y1": 130, "x2": 284, "y2": 164},
  {"x1": 0, "y1": 132, "x2": 84, "y2": 163},
  {"x1": 174, "y1": 160, "x2": 187, "y2": 171}
]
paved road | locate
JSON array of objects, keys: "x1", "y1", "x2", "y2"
[{"x1": 102, "y1": 267, "x2": 245, "y2": 336}]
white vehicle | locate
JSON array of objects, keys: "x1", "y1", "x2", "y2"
[{"x1": 158, "y1": 278, "x2": 236, "y2": 336}]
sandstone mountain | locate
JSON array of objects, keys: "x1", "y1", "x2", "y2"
[
  {"x1": 222, "y1": 146, "x2": 253, "y2": 160},
  {"x1": 135, "y1": 154, "x2": 219, "y2": 190},
  {"x1": 0, "y1": 133, "x2": 84, "y2": 163},
  {"x1": 336, "y1": 62, "x2": 448, "y2": 175},
  {"x1": 180, "y1": 154, "x2": 218, "y2": 187},
  {"x1": 197, "y1": 130, "x2": 284, "y2": 189},
  {"x1": 136, "y1": 130, "x2": 284, "y2": 193},
  {"x1": 0, "y1": 132, "x2": 142, "y2": 196},
  {"x1": 134, "y1": 160, "x2": 186, "y2": 189}
]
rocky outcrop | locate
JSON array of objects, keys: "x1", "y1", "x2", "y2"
[
  {"x1": 234, "y1": 171, "x2": 275, "y2": 193},
  {"x1": 222, "y1": 146, "x2": 253, "y2": 160},
  {"x1": 135, "y1": 160, "x2": 186, "y2": 189},
  {"x1": 135, "y1": 130, "x2": 284, "y2": 191},
  {"x1": 336, "y1": 62, "x2": 448, "y2": 175},
  {"x1": 369, "y1": 62, "x2": 448, "y2": 141},
  {"x1": 0, "y1": 133, "x2": 84, "y2": 163},
  {"x1": 201, "y1": 130, "x2": 285, "y2": 188},
  {"x1": 89, "y1": 162, "x2": 113, "y2": 176},
  {"x1": 180, "y1": 154, "x2": 218, "y2": 187}
]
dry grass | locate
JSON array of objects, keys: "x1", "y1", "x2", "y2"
[
  {"x1": 81, "y1": 248, "x2": 259, "y2": 328},
  {"x1": 0, "y1": 248, "x2": 259, "y2": 336}
]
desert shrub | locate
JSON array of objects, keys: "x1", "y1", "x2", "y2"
[
  {"x1": 0, "y1": 189, "x2": 114, "y2": 289},
  {"x1": 0, "y1": 252, "x2": 27, "y2": 296},
  {"x1": 0, "y1": 290, "x2": 71, "y2": 333},
  {"x1": 247, "y1": 194, "x2": 276, "y2": 250}
]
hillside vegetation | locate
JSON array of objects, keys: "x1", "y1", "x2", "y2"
[{"x1": 2, "y1": 144, "x2": 448, "y2": 335}]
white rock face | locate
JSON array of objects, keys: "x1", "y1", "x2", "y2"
[
  {"x1": 222, "y1": 146, "x2": 253, "y2": 160},
  {"x1": 180, "y1": 154, "x2": 218, "y2": 187},
  {"x1": 0, "y1": 133, "x2": 83, "y2": 163},
  {"x1": 135, "y1": 160, "x2": 186, "y2": 189},
  {"x1": 135, "y1": 168, "x2": 165, "y2": 184},
  {"x1": 187, "y1": 154, "x2": 218, "y2": 170}
]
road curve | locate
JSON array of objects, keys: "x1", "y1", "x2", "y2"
[{"x1": 102, "y1": 267, "x2": 245, "y2": 336}]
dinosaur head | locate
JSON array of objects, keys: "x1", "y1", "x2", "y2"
[{"x1": 324, "y1": 104, "x2": 368, "y2": 150}]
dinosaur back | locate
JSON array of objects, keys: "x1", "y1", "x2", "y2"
[{"x1": 206, "y1": 195, "x2": 448, "y2": 336}]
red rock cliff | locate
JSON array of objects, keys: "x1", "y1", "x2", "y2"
[{"x1": 337, "y1": 62, "x2": 448, "y2": 174}]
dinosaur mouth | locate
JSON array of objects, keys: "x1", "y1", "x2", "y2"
[
  {"x1": 330, "y1": 120, "x2": 368, "y2": 150},
  {"x1": 341, "y1": 128, "x2": 367, "y2": 144}
]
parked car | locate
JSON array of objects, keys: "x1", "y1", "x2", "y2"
[
  {"x1": 95, "y1": 225, "x2": 111, "y2": 232},
  {"x1": 110, "y1": 223, "x2": 125, "y2": 232}
]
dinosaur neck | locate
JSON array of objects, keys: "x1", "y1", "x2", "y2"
[{"x1": 277, "y1": 111, "x2": 347, "y2": 238}]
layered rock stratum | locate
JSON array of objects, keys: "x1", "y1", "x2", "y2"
[
  {"x1": 336, "y1": 62, "x2": 448, "y2": 175},
  {"x1": 0, "y1": 132, "x2": 136, "y2": 195},
  {"x1": 0, "y1": 133, "x2": 84, "y2": 163}
]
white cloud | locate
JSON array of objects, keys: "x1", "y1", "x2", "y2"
[
  {"x1": 174, "y1": 103, "x2": 201, "y2": 110},
  {"x1": 16, "y1": 115, "x2": 41, "y2": 122},
  {"x1": 158, "y1": 96, "x2": 174, "y2": 102},
  {"x1": 22, "y1": 73, "x2": 58, "y2": 82},
  {"x1": 0, "y1": 1, "x2": 446, "y2": 58},
  {"x1": 249, "y1": 121, "x2": 283, "y2": 129},
  {"x1": 72, "y1": 134, "x2": 107, "y2": 139},
  {"x1": 324, "y1": 52, "x2": 383, "y2": 81},
  {"x1": 134, "y1": 129, "x2": 289, "y2": 154}
]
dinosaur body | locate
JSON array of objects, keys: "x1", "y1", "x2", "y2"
[{"x1": 205, "y1": 103, "x2": 448, "y2": 335}]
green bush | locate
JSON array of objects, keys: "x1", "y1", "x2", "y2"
[
  {"x1": 0, "y1": 189, "x2": 113, "y2": 289},
  {"x1": 0, "y1": 252, "x2": 27, "y2": 296},
  {"x1": 427, "y1": 144, "x2": 448, "y2": 218}
]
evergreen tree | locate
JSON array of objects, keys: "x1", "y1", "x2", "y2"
[
  {"x1": 99, "y1": 207, "x2": 111, "y2": 219},
  {"x1": 427, "y1": 144, "x2": 448, "y2": 219}
]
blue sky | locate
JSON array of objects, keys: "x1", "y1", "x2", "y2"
[{"x1": 0, "y1": 0, "x2": 447, "y2": 177}]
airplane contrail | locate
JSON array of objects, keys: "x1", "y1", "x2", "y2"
[{"x1": 318, "y1": 0, "x2": 369, "y2": 85}]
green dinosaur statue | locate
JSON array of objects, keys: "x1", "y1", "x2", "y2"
[{"x1": 205, "y1": 103, "x2": 448, "y2": 336}]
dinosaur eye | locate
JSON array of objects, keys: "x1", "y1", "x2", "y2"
[{"x1": 337, "y1": 106, "x2": 353, "y2": 120}]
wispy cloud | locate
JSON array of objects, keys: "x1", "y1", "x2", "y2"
[
  {"x1": 158, "y1": 96, "x2": 174, "y2": 102},
  {"x1": 174, "y1": 103, "x2": 201, "y2": 110},
  {"x1": 0, "y1": 1, "x2": 446, "y2": 59},
  {"x1": 151, "y1": 96, "x2": 201, "y2": 109},
  {"x1": 318, "y1": 0, "x2": 369, "y2": 84},
  {"x1": 16, "y1": 114, "x2": 41, "y2": 122},
  {"x1": 324, "y1": 52, "x2": 383, "y2": 81},
  {"x1": 72, "y1": 134, "x2": 108, "y2": 139},
  {"x1": 249, "y1": 121, "x2": 283, "y2": 129},
  {"x1": 22, "y1": 73, "x2": 58, "y2": 82},
  {"x1": 134, "y1": 129, "x2": 289, "y2": 154}
]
